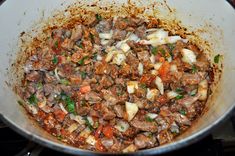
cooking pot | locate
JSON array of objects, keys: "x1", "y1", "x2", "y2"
[{"x1": 0, "y1": 0, "x2": 235, "y2": 155}]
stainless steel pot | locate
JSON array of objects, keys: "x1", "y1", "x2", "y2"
[{"x1": 0, "y1": 0, "x2": 235, "y2": 155}]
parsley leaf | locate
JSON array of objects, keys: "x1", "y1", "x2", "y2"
[
  {"x1": 77, "y1": 56, "x2": 89, "y2": 66},
  {"x1": 60, "y1": 79, "x2": 70, "y2": 85},
  {"x1": 95, "y1": 14, "x2": 102, "y2": 21},
  {"x1": 151, "y1": 47, "x2": 158, "y2": 55},
  {"x1": 192, "y1": 65, "x2": 197, "y2": 73},
  {"x1": 140, "y1": 83, "x2": 147, "y2": 89},
  {"x1": 17, "y1": 100, "x2": 23, "y2": 106},
  {"x1": 179, "y1": 109, "x2": 187, "y2": 115},
  {"x1": 167, "y1": 43, "x2": 175, "y2": 51},
  {"x1": 160, "y1": 49, "x2": 166, "y2": 57},
  {"x1": 175, "y1": 94, "x2": 184, "y2": 100},
  {"x1": 175, "y1": 88, "x2": 184, "y2": 94},
  {"x1": 80, "y1": 71, "x2": 87, "y2": 79},
  {"x1": 145, "y1": 116, "x2": 154, "y2": 122},
  {"x1": 54, "y1": 40, "x2": 59, "y2": 48},
  {"x1": 60, "y1": 92, "x2": 75, "y2": 114},
  {"x1": 190, "y1": 89, "x2": 197, "y2": 96},
  {"x1": 28, "y1": 94, "x2": 38, "y2": 105},
  {"x1": 214, "y1": 54, "x2": 221, "y2": 63},
  {"x1": 84, "y1": 116, "x2": 94, "y2": 131},
  {"x1": 52, "y1": 56, "x2": 58, "y2": 64}
]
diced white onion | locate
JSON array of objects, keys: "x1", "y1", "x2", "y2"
[
  {"x1": 128, "y1": 33, "x2": 140, "y2": 42},
  {"x1": 155, "y1": 76, "x2": 164, "y2": 95},
  {"x1": 147, "y1": 29, "x2": 168, "y2": 40},
  {"x1": 27, "y1": 105, "x2": 38, "y2": 115},
  {"x1": 123, "y1": 144, "x2": 137, "y2": 153},
  {"x1": 120, "y1": 43, "x2": 130, "y2": 53},
  {"x1": 69, "y1": 114, "x2": 85, "y2": 125},
  {"x1": 170, "y1": 64, "x2": 178, "y2": 72},
  {"x1": 146, "y1": 28, "x2": 159, "y2": 33},
  {"x1": 54, "y1": 67, "x2": 61, "y2": 81},
  {"x1": 181, "y1": 48, "x2": 197, "y2": 65},
  {"x1": 198, "y1": 79, "x2": 208, "y2": 101},
  {"x1": 151, "y1": 70, "x2": 158, "y2": 75},
  {"x1": 105, "y1": 51, "x2": 115, "y2": 62},
  {"x1": 146, "y1": 113, "x2": 158, "y2": 119},
  {"x1": 146, "y1": 88, "x2": 159, "y2": 102},
  {"x1": 150, "y1": 54, "x2": 156, "y2": 64},
  {"x1": 112, "y1": 53, "x2": 126, "y2": 65},
  {"x1": 79, "y1": 127, "x2": 92, "y2": 138},
  {"x1": 96, "y1": 54, "x2": 103, "y2": 61},
  {"x1": 99, "y1": 31, "x2": 113, "y2": 39},
  {"x1": 59, "y1": 103, "x2": 68, "y2": 114},
  {"x1": 101, "y1": 39, "x2": 110, "y2": 45},
  {"x1": 125, "y1": 102, "x2": 139, "y2": 121},
  {"x1": 67, "y1": 123, "x2": 78, "y2": 133},
  {"x1": 86, "y1": 116, "x2": 94, "y2": 126},
  {"x1": 138, "y1": 63, "x2": 144, "y2": 75},
  {"x1": 167, "y1": 91, "x2": 179, "y2": 99},
  {"x1": 86, "y1": 135, "x2": 97, "y2": 146},
  {"x1": 127, "y1": 81, "x2": 138, "y2": 94},
  {"x1": 154, "y1": 63, "x2": 162, "y2": 70},
  {"x1": 115, "y1": 120, "x2": 130, "y2": 132},
  {"x1": 166, "y1": 36, "x2": 182, "y2": 43}
]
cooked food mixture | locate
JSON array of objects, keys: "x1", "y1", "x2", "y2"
[{"x1": 17, "y1": 14, "x2": 213, "y2": 152}]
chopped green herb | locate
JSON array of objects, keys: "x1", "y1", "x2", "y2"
[
  {"x1": 95, "y1": 14, "x2": 102, "y2": 21},
  {"x1": 175, "y1": 88, "x2": 184, "y2": 94},
  {"x1": 60, "y1": 79, "x2": 70, "y2": 85},
  {"x1": 145, "y1": 116, "x2": 154, "y2": 122},
  {"x1": 140, "y1": 83, "x2": 147, "y2": 89},
  {"x1": 214, "y1": 54, "x2": 221, "y2": 63},
  {"x1": 92, "y1": 53, "x2": 98, "y2": 60},
  {"x1": 192, "y1": 65, "x2": 197, "y2": 73},
  {"x1": 36, "y1": 82, "x2": 43, "y2": 89},
  {"x1": 17, "y1": 100, "x2": 23, "y2": 106},
  {"x1": 190, "y1": 89, "x2": 197, "y2": 96},
  {"x1": 28, "y1": 94, "x2": 38, "y2": 105},
  {"x1": 160, "y1": 49, "x2": 166, "y2": 57},
  {"x1": 77, "y1": 56, "x2": 89, "y2": 66},
  {"x1": 52, "y1": 56, "x2": 58, "y2": 64},
  {"x1": 84, "y1": 116, "x2": 94, "y2": 131},
  {"x1": 122, "y1": 18, "x2": 129, "y2": 22},
  {"x1": 175, "y1": 94, "x2": 184, "y2": 100},
  {"x1": 120, "y1": 125, "x2": 125, "y2": 130},
  {"x1": 179, "y1": 109, "x2": 187, "y2": 115},
  {"x1": 171, "y1": 129, "x2": 179, "y2": 134},
  {"x1": 167, "y1": 43, "x2": 175, "y2": 51},
  {"x1": 89, "y1": 33, "x2": 95, "y2": 42},
  {"x1": 54, "y1": 40, "x2": 59, "y2": 48},
  {"x1": 151, "y1": 47, "x2": 158, "y2": 55},
  {"x1": 78, "y1": 44, "x2": 83, "y2": 49},
  {"x1": 93, "y1": 121, "x2": 99, "y2": 129},
  {"x1": 60, "y1": 92, "x2": 76, "y2": 114},
  {"x1": 80, "y1": 71, "x2": 87, "y2": 79},
  {"x1": 57, "y1": 135, "x2": 63, "y2": 141}
]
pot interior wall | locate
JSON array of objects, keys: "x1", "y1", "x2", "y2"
[{"x1": 0, "y1": 0, "x2": 235, "y2": 154}]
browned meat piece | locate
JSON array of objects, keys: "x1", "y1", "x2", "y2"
[
  {"x1": 134, "y1": 134, "x2": 156, "y2": 149},
  {"x1": 101, "y1": 105, "x2": 116, "y2": 120},
  {"x1": 126, "y1": 52, "x2": 139, "y2": 68},
  {"x1": 130, "y1": 116, "x2": 158, "y2": 133},
  {"x1": 76, "y1": 106, "x2": 90, "y2": 116},
  {"x1": 127, "y1": 40, "x2": 149, "y2": 53},
  {"x1": 115, "y1": 78, "x2": 126, "y2": 86},
  {"x1": 110, "y1": 138, "x2": 123, "y2": 152},
  {"x1": 44, "y1": 73, "x2": 56, "y2": 83},
  {"x1": 85, "y1": 91, "x2": 102, "y2": 104},
  {"x1": 119, "y1": 64, "x2": 131, "y2": 77},
  {"x1": 95, "y1": 62, "x2": 111, "y2": 75},
  {"x1": 101, "y1": 138, "x2": 114, "y2": 149},
  {"x1": 122, "y1": 126, "x2": 139, "y2": 138},
  {"x1": 112, "y1": 29, "x2": 127, "y2": 40},
  {"x1": 84, "y1": 15, "x2": 98, "y2": 26},
  {"x1": 110, "y1": 65, "x2": 119, "y2": 79},
  {"x1": 99, "y1": 76, "x2": 114, "y2": 88},
  {"x1": 187, "y1": 44, "x2": 201, "y2": 56},
  {"x1": 194, "y1": 53, "x2": 210, "y2": 71},
  {"x1": 58, "y1": 63, "x2": 74, "y2": 77},
  {"x1": 177, "y1": 94, "x2": 200, "y2": 108},
  {"x1": 101, "y1": 89, "x2": 118, "y2": 105},
  {"x1": 26, "y1": 83, "x2": 36, "y2": 94},
  {"x1": 43, "y1": 84, "x2": 54, "y2": 96},
  {"x1": 70, "y1": 25, "x2": 83, "y2": 41},
  {"x1": 26, "y1": 71, "x2": 41, "y2": 82},
  {"x1": 113, "y1": 105, "x2": 125, "y2": 118},
  {"x1": 114, "y1": 17, "x2": 128, "y2": 30},
  {"x1": 137, "y1": 50, "x2": 150, "y2": 62},
  {"x1": 181, "y1": 73, "x2": 202, "y2": 85},
  {"x1": 95, "y1": 19, "x2": 112, "y2": 33},
  {"x1": 173, "y1": 112, "x2": 191, "y2": 126},
  {"x1": 172, "y1": 40, "x2": 187, "y2": 58},
  {"x1": 135, "y1": 25, "x2": 146, "y2": 38},
  {"x1": 53, "y1": 107, "x2": 66, "y2": 122},
  {"x1": 89, "y1": 109, "x2": 100, "y2": 117},
  {"x1": 60, "y1": 85, "x2": 72, "y2": 95},
  {"x1": 157, "y1": 130, "x2": 173, "y2": 145},
  {"x1": 51, "y1": 29, "x2": 63, "y2": 38},
  {"x1": 127, "y1": 17, "x2": 145, "y2": 27}
]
